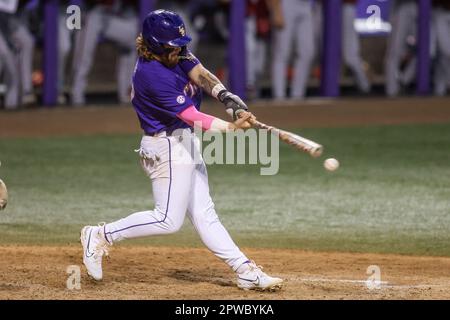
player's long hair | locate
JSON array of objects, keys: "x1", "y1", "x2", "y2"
[{"x1": 136, "y1": 34, "x2": 154, "y2": 60}]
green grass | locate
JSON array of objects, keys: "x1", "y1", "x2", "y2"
[{"x1": 1, "y1": 123, "x2": 450, "y2": 256}]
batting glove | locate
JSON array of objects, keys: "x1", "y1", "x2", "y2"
[{"x1": 218, "y1": 90, "x2": 248, "y2": 121}]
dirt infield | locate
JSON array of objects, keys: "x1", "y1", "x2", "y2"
[
  {"x1": 1, "y1": 97, "x2": 450, "y2": 299},
  {"x1": 2, "y1": 245, "x2": 450, "y2": 300}
]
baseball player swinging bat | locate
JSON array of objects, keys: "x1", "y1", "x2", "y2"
[{"x1": 246, "y1": 117, "x2": 323, "y2": 158}]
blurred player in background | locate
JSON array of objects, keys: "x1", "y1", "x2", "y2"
[
  {"x1": 0, "y1": 10, "x2": 19, "y2": 109},
  {"x1": 271, "y1": 0, "x2": 315, "y2": 100},
  {"x1": 245, "y1": 0, "x2": 279, "y2": 100},
  {"x1": 71, "y1": 0, "x2": 138, "y2": 106},
  {"x1": 341, "y1": 0, "x2": 371, "y2": 93},
  {"x1": 57, "y1": 0, "x2": 77, "y2": 105},
  {"x1": 313, "y1": 0, "x2": 371, "y2": 94},
  {"x1": 0, "y1": 0, "x2": 36, "y2": 108},
  {"x1": 432, "y1": 0, "x2": 450, "y2": 96},
  {"x1": 385, "y1": 0, "x2": 418, "y2": 97}
]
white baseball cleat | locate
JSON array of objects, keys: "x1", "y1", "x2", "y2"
[
  {"x1": 237, "y1": 261, "x2": 283, "y2": 291},
  {"x1": 80, "y1": 224, "x2": 111, "y2": 281}
]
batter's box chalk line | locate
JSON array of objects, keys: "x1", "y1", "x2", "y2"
[{"x1": 286, "y1": 276, "x2": 450, "y2": 290}]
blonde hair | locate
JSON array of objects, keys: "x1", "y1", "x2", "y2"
[{"x1": 136, "y1": 34, "x2": 155, "y2": 60}]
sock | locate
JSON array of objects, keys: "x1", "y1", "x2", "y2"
[
  {"x1": 101, "y1": 224, "x2": 113, "y2": 245},
  {"x1": 235, "y1": 260, "x2": 251, "y2": 274}
]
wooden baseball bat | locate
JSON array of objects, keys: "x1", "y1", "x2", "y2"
[{"x1": 248, "y1": 118, "x2": 323, "y2": 158}]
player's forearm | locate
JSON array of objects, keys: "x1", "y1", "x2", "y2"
[
  {"x1": 189, "y1": 64, "x2": 248, "y2": 119},
  {"x1": 189, "y1": 64, "x2": 226, "y2": 100}
]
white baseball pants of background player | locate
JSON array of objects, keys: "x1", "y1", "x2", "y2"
[
  {"x1": 400, "y1": 5, "x2": 450, "y2": 96},
  {"x1": 58, "y1": 12, "x2": 72, "y2": 104},
  {"x1": 432, "y1": 7, "x2": 450, "y2": 96},
  {"x1": 0, "y1": 31, "x2": 19, "y2": 109},
  {"x1": 342, "y1": 3, "x2": 371, "y2": 93},
  {"x1": 311, "y1": 2, "x2": 370, "y2": 93},
  {"x1": 271, "y1": 0, "x2": 315, "y2": 99},
  {"x1": 2, "y1": 16, "x2": 35, "y2": 105},
  {"x1": 103, "y1": 129, "x2": 250, "y2": 272},
  {"x1": 71, "y1": 5, "x2": 137, "y2": 105},
  {"x1": 385, "y1": 1, "x2": 417, "y2": 97},
  {"x1": 13, "y1": 25, "x2": 34, "y2": 101},
  {"x1": 246, "y1": 15, "x2": 267, "y2": 98}
]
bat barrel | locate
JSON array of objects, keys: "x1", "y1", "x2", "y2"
[{"x1": 309, "y1": 145, "x2": 323, "y2": 158}]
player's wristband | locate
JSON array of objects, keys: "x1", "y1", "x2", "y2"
[{"x1": 212, "y1": 84, "x2": 227, "y2": 100}]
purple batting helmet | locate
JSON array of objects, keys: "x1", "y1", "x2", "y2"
[{"x1": 142, "y1": 9, "x2": 192, "y2": 55}]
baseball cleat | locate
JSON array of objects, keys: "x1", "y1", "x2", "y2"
[
  {"x1": 80, "y1": 224, "x2": 111, "y2": 281},
  {"x1": 237, "y1": 261, "x2": 283, "y2": 291}
]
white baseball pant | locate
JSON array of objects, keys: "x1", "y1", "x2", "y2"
[
  {"x1": 103, "y1": 129, "x2": 250, "y2": 272},
  {"x1": 0, "y1": 31, "x2": 19, "y2": 109},
  {"x1": 385, "y1": 1, "x2": 418, "y2": 96},
  {"x1": 246, "y1": 15, "x2": 267, "y2": 93},
  {"x1": 342, "y1": 3, "x2": 370, "y2": 93},
  {"x1": 71, "y1": 5, "x2": 137, "y2": 105},
  {"x1": 271, "y1": 0, "x2": 315, "y2": 99},
  {"x1": 432, "y1": 7, "x2": 450, "y2": 95}
]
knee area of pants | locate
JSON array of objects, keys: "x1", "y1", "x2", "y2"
[
  {"x1": 305, "y1": 53, "x2": 315, "y2": 63},
  {"x1": 299, "y1": 50, "x2": 315, "y2": 63},
  {"x1": 438, "y1": 47, "x2": 450, "y2": 58},
  {"x1": 60, "y1": 44, "x2": 71, "y2": 55},
  {"x1": 193, "y1": 208, "x2": 220, "y2": 224},
  {"x1": 19, "y1": 33, "x2": 34, "y2": 45},
  {"x1": 164, "y1": 222, "x2": 183, "y2": 234},
  {"x1": 273, "y1": 51, "x2": 290, "y2": 62},
  {"x1": 343, "y1": 56, "x2": 359, "y2": 67},
  {"x1": 163, "y1": 216, "x2": 184, "y2": 233}
]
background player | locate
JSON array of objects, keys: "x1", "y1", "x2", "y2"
[
  {"x1": 271, "y1": 0, "x2": 315, "y2": 100},
  {"x1": 385, "y1": 0, "x2": 418, "y2": 97},
  {"x1": 341, "y1": 0, "x2": 371, "y2": 93},
  {"x1": 245, "y1": 0, "x2": 276, "y2": 100},
  {"x1": 432, "y1": 0, "x2": 450, "y2": 96},
  {"x1": 313, "y1": 0, "x2": 370, "y2": 94},
  {"x1": 0, "y1": 12, "x2": 19, "y2": 109},
  {"x1": 0, "y1": 0, "x2": 36, "y2": 108},
  {"x1": 71, "y1": 0, "x2": 138, "y2": 106},
  {"x1": 80, "y1": 9, "x2": 283, "y2": 292}
]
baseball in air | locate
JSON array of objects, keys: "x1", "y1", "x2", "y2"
[
  {"x1": 324, "y1": 158, "x2": 339, "y2": 172},
  {"x1": 0, "y1": 179, "x2": 7, "y2": 210}
]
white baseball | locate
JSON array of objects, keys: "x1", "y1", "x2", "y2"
[{"x1": 324, "y1": 158, "x2": 339, "y2": 172}]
